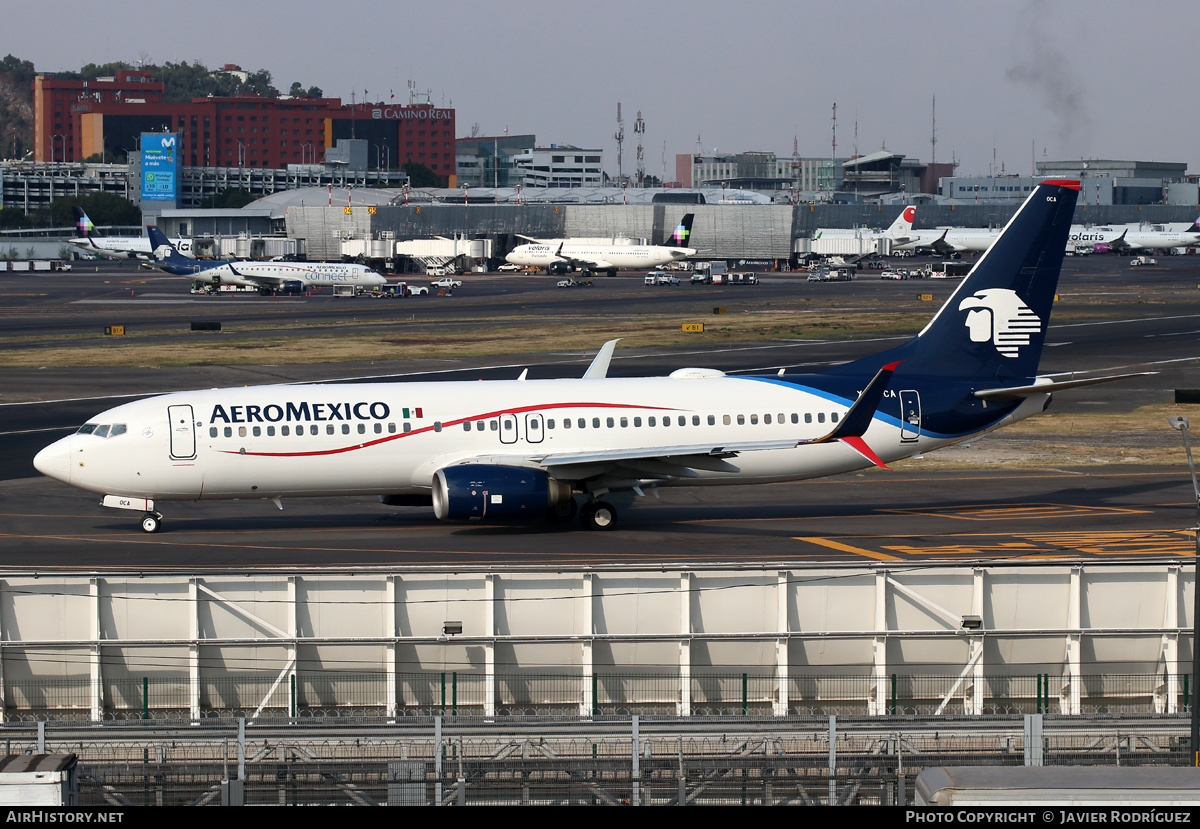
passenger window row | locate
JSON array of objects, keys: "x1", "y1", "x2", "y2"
[
  {"x1": 209, "y1": 422, "x2": 412, "y2": 438},
  {"x1": 460, "y1": 411, "x2": 840, "y2": 431},
  {"x1": 205, "y1": 410, "x2": 843, "y2": 441}
]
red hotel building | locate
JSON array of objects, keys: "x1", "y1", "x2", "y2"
[{"x1": 32, "y1": 71, "x2": 456, "y2": 181}]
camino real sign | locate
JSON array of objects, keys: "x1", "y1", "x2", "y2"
[{"x1": 140, "y1": 133, "x2": 179, "y2": 202}]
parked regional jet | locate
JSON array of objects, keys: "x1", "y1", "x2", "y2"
[
  {"x1": 145, "y1": 226, "x2": 386, "y2": 295},
  {"x1": 34, "y1": 180, "x2": 1147, "y2": 534},
  {"x1": 505, "y1": 214, "x2": 696, "y2": 276},
  {"x1": 68, "y1": 208, "x2": 195, "y2": 260}
]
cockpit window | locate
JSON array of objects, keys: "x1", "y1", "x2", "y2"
[{"x1": 76, "y1": 423, "x2": 126, "y2": 438}]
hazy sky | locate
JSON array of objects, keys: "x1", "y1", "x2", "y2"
[{"x1": 8, "y1": 0, "x2": 1197, "y2": 178}]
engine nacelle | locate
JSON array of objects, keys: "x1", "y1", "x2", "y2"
[
  {"x1": 432, "y1": 464, "x2": 572, "y2": 521},
  {"x1": 1092, "y1": 243, "x2": 1109, "y2": 254},
  {"x1": 280, "y1": 280, "x2": 305, "y2": 294}
]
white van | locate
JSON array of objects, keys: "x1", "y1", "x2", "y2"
[{"x1": 645, "y1": 271, "x2": 679, "y2": 285}]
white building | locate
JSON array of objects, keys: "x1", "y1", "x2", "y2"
[
  {"x1": 677, "y1": 152, "x2": 844, "y2": 192},
  {"x1": 513, "y1": 145, "x2": 604, "y2": 188}
]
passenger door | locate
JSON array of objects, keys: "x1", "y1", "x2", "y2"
[
  {"x1": 899, "y1": 391, "x2": 921, "y2": 444},
  {"x1": 167, "y1": 404, "x2": 197, "y2": 459}
]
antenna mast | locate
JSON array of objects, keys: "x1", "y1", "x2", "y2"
[
  {"x1": 831, "y1": 102, "x2": 837, "y2": 161},
  {"x1": 930, "y1": 95, "x2": 936, "y2": 170},
  {"x1": 634, "y1": 109, "x2": 645, "y2": 187},
  {"x1": 614, "y1": 103, "x2": 625, "y2": 186}
]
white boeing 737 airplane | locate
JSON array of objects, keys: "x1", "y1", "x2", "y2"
[
  {"x1": 35, "y1": 180, "x2": 1146, "y2": 534},
  {"x1": 505, "y1": 215, "x2": 696, "y2": 276}
]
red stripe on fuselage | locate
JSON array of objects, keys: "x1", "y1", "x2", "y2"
[{"x1": 219, "y1": 401, "x2": 679, "y2": 458}]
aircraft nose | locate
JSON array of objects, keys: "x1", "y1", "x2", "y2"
[{"x1": 33, "y1": 436, "x2": 72, "y2": 484}]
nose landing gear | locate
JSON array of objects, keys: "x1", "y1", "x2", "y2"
[{"x1": 140, "y1": 512, "x2": 163, "y2": 534}]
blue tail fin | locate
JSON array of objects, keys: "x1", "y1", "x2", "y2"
[
  {"x1": 146, "y1": 225, "x2": 186, "y2": 263},
  {"x1": 827, "y1": 179, "x2": 1080, "y2": 381}
]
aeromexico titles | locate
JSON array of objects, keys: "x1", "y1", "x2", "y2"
[
  {"x1": 35, "y1": 179, "x2": 1148, "y2": 533},
  {"x1": 145, "y1": 225, "x2": 386, "y2": 294}
]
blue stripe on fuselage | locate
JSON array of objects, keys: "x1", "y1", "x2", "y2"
[{"x1": 736, "y1": 374, "x2": 1013, "y2": 441}]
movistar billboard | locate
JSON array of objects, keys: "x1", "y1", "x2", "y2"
[{"x1": 140, "y1": 133, "x2": 178, "y2": 202}]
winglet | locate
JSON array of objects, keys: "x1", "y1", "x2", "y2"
[
  {"x1": 583, "y1": 338, "x2": 622, "y2": 379},
  {"x1": 824, "y1": 360, "x2": 900, "y2": 441}
]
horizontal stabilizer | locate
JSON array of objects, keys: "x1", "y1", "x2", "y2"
[{"x1": 973, "y1": 371, "x2": 1156, "y2": 400}]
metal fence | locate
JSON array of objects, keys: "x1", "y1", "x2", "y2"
[
  {"x1": 6, "y1": 713, "x2": 1189, "y2": 806},
  {"x1": 3, "y1": 672, "x2": 1188, "y2": 722}
]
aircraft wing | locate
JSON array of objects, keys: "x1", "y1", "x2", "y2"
[
  {"x1": 1106, "y1": 230, "x2": 1132, "y2": 251},
  {"x1": 550, "y1": 243, "x2": 612, "y2": 271},
  {"x1": 927, "y1": 230, "x2": 958, "y2": 255},
  {"x1": 516, "y1": 234, "x2": 547, "y2": 243},
  {"x1": 455, "y1": 360, "x2": 900, "y2": 479}
]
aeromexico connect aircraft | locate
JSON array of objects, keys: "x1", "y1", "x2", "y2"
[
  {"x1": 35, "y1": 180, "x2": 1146, "y2": 533},
  {"x1": 145, "y1": 225, "x2": 386, "y2": 295},
  {"x1": 504, "y1": 214, "x2": 696, "y2": 275}
]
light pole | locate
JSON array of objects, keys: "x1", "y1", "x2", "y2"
[{"x1": 1169, "y1": 414, "x2": 1200, "y2": 766}]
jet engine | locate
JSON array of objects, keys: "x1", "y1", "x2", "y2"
[{"x1": 432, "y1": 464, "x2": 573, "y2": 521}]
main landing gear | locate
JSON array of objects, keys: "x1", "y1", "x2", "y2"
[
  {"x1": 579, "y1": 500, "x2": 617, "y2": 531},
  {"x1": 140, "y1": 512, "x2": 163, "y2": 533}
]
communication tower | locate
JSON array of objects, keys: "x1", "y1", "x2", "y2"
[
  {"x1": 614, "y1": 103, "x2": 625, "y2": 185},
  {"x1": 634, "y1": 110, "x2": 645, "y2": 186}
]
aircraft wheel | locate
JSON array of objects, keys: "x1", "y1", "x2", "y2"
[
  {"x1": 580, "y1": 501, "x2": 617, "y2": 531},
  {"x1": 547, "y1": 497, "x2": 578, "y2": 524},
  {"x1": 140, "y1": 513, "x2": 162, "y2": 534}
]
